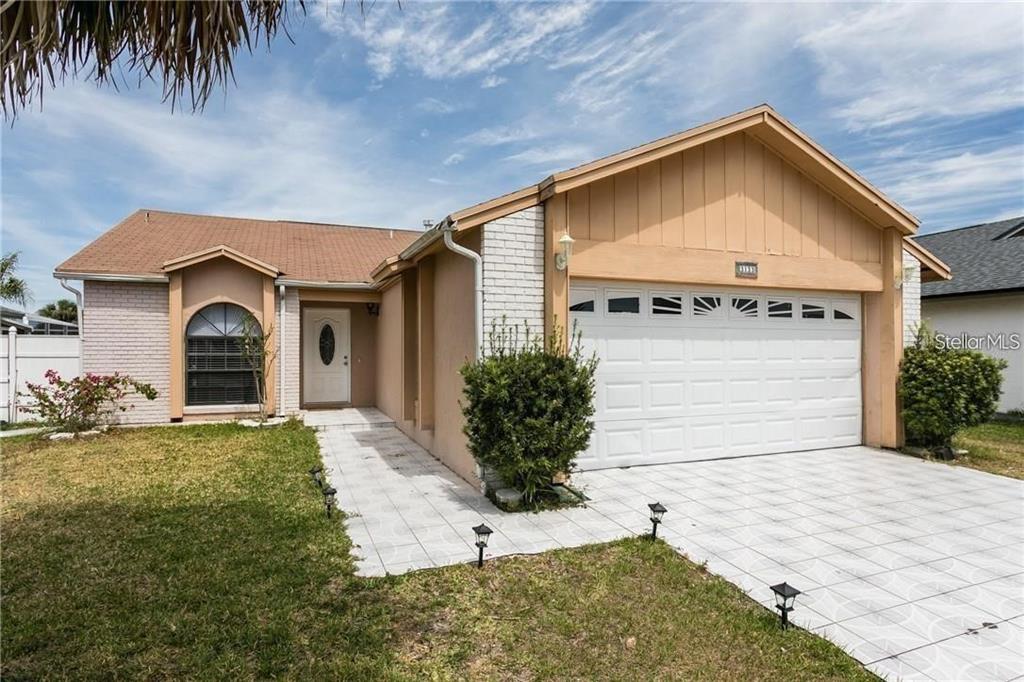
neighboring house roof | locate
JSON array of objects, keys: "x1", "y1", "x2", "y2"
[
  {"x1": 914, "y1": 216, "x2": 1024, "y2": 298},
  {"x1": 902, "y1": 237, "x2": 952, "y2": 282},
  {"x1": 55, "y1": 210, "x2": 421, "y2": 284},
  {"x1": 0, "y1": 306, "x2": 78, "y2": 334}
]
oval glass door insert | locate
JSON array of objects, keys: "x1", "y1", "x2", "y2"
[{"x1": 319, "y1": 324, "x2": 335, "y2": 365}]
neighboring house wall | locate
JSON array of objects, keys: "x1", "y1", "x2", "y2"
[
  {"x1": 83, "y1": 281, "x2": 170, "y2": 424},
  {"x1": 481, "y1": 205, "x2": 545, "y2": 348},
  {"x1": 902, "y1": 248, "x2": 921, "y2": 347},
  {"x1": 922, "y1": 293, "x2": 1024, "y2": 413}
]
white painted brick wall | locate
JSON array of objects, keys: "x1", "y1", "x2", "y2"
[
  {"x1": 83, "y1": 281, "x2": 170, "y2": 423},
  {"x1": 279, "y1": 288, "x2": 301, "y2": 414},
  {"x1": 902, "y1": 248, "x2": 921, "y2": 347},
  {"x1": 481, "y1": 205, "x2": 545, "y2": 351}
]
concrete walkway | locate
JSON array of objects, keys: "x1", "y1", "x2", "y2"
[{"x1": 317, "y1": 422, "x2": 1023, "y2": 682}]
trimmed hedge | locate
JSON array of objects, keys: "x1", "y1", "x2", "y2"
[
  {"x1": 460, "y1": 322, "x2": 597, "y2": 503},
  {"x1": 899, "y1": 325, "x2": 1006, "y2": 447}
]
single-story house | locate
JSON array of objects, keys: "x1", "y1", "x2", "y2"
[
  {"x1": 55, "y1": 104, "x2": 951, "y2": 485},
  {"x1": 911, "y1": 217, "x2": 1024, "y2": 413}
]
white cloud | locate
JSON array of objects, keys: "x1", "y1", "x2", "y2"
[
  {"x1": 798, "y1": 4, "x2": 1024, "y2": 129},
  {"x1": 443, "y1": 152, "x2": 465, "y2": 166},
  {"x1": 504, "y1": 144, "x2": 591, "y2": 167},
  {"x1": 481, "y1": 74, "x2": 507, "y2": 89},
  {"x1": 460, "y1": 124, "x2": 540, "y2": 147},
  {"x1": 318, "y1": 1, "x2": 595, "y2": 81},
  {"x1": 871, "y1": 146, "x2": 1024, "y2": 226},
  {"x1": 417, "y1": 97, "x2": 462, "y2": 114}
]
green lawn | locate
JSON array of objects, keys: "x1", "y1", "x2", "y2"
[
  {"x1": 953, "y1": 420, "x2": 1024, "y2": 480},
  {"x1": 1, "y1": 423, "x2": 875, "y2": 680}
]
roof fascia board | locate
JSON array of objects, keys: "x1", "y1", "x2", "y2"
[
  {"x1": 449, "y1": 185, "x2": 541, "y2": 231},
  {"x1": 275, "y1": 279, "x2": 376, "y2": 290},
  {"x1": 162, "y1": 245, "x2": 280, "y2": 277},
  {"x1": 751, "y1": 116, "x2": 918, "y2": 234},
  {"x1": 53, "y1": 271, "x2": 169, "y2": 283},
  {"x1": 903, "y1": 238, "x2": 952, "y2": 281}
]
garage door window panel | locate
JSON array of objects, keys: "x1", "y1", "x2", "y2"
[
  {"x1": 569, "y1": 288, "x2": 597, "y2": 314},
  {"x1": 767, "y1": 299, "x2": 794, "y2": 319},
  {"x1": 730, "y1": 296, "x2": 761, "y2": 320},
  {"x1": 692, "y1": 295, "x2": 724, "y2": 318},
  {"x1": 607, "y1": 290, "x2": 641, "y2": 316},
  {"x1": 651, "y1": 294, "x2": 685, "y2": 316},
  {"x1": 801, "y1": 300, "x2": 827, "y2": 320}
]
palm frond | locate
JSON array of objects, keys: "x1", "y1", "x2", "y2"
[
  {"x1": 0, "y1": 251, "x2": 30, "y2": 305},
  {"x1": 0, "y1": 0, "x2": 314, "y2": 119}
]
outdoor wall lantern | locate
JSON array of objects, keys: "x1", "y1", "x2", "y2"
[
  {"x1": 322, "y1": 486, "x2": 337, "y2": 518},
  {"x1": 770, "y1": 582, "x2": 801, "y2": 630},
  {"x1": 472, "y1": 523, "x2": 493, "y2": 568},
  {"x1": 648, "y1": 502, "x2": 667, "y2": 539},
  {"x1": 554, "y1": 233, "x2": 575, "y2": 271},
  {"x1": 309, "y1": 465, "x2": 324, "y2": 489}
]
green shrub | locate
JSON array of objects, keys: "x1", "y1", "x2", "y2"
[
  {"x1": 899, "y1": 325, "x2": 1006, "y2": 447},
  {"x1": 460, "y1": 321, "x2": 598, "y2": 503}
]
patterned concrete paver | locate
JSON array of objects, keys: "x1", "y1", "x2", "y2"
[{"x1": 318, "y1": 424, "x2": 1023, "y2": 681}]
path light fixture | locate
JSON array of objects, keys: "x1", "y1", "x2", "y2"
[
  {"x1": 554, "y1": 233, "x2": 575, "y2": 271},
  {"x1": 770, "y1": 582, "x2": 801, "y2": 630},
  {"x1": 472, "y1": 523, "x2": 493, "y2": 568},
  {"x1": 309, "y1": 465, "x2": 324, "y2": 489},
  {"x1": 322, "y1": 486, "x2": 337, "y2": 519},
  {"x1": 648, "y1": 502, "x2": 667, "y2": 540}
]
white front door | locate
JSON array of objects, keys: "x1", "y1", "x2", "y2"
[
  {"x1": 302, "y1": 308, "x2": 351, "y2": 405},
  {"x1": 571, "y1": 281, "x2": 862, "y2": 470}
]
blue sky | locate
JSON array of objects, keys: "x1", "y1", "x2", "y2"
[{"x1": 3, "y1": 1, "x2": 1023, "y2": 305}]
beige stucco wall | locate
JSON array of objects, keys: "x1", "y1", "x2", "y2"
[
  {"x1": 182, "y1": 258, "x2": 266, "y2": 324},
  {"x1": 83, "y1": 281, "x2": 170, "y2": 423},
  {"x1": 372, "y1": 232, "x2": 480, "y2": 484},
  {"x1": 375, "y1": 281, "x2": 404, "y2": 420},
  {"x1": 428, "y1": 240, "x2": 478, "y2": 482}
]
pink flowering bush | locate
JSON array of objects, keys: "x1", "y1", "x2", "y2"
[{"x1": 23, "y1": 370, "x2": 157, "y2": 432}]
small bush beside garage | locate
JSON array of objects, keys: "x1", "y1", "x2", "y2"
[
  {"x1": 900, "y1": 326, "x2": 1006, "y2": 450},
  {"x1": 460, "y1": 323, "x2": 597, "y2": 506}
]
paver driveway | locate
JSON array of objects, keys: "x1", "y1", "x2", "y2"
[{"x1": 318, "y1": 424, "x2": 1023, "y2": 682}]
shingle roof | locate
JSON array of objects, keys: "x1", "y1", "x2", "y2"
[
  {"x1": 914, "y1": 216, "x2": 1024, "y2": 298},
  {"x1": 55, "y1": 210, "x2": 422, "y2": 283}
]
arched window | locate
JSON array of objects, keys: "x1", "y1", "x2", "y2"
[{"x1": 186, "y1": 303, "x2": 261, "y2": 406}]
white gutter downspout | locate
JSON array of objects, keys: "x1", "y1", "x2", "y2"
[
  {"x1": 58, "y1": 278, "x2": 84, "y2": 375},
  {"x1": 441, "y1": 220, "x2": 483, "y2": 361},
  {"x1": 278, "y1": 284, "x2": 286, "y2": 416}
]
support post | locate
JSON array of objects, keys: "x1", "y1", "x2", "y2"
[{"x1": 7, "y1": 326, "x2": 16, "y2": 423}]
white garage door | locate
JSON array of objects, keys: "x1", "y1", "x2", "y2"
[{"x1": 572, "y1": 281, "x2": 862, "y2": 470}]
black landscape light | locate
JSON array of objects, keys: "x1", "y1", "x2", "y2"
[
  {"x1": 322, "y1": 486, "x2": 337, "y2": 518},
  {"x1": 770, "y1": 582, "x2": 801, "y2": 630},
  {"x1": 648, "y1": 502, "x2": 667, "y2": 540},
  {"x1": 309, "y1": 465, "x2": 324, "y2": 489},
  {"x1": 472, "y1": 523, "x2": 493, "y2": 568}
]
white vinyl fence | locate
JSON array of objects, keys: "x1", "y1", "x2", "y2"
[{"x1": 1, "y1": 328, "x2": 81, "y2": 423}]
